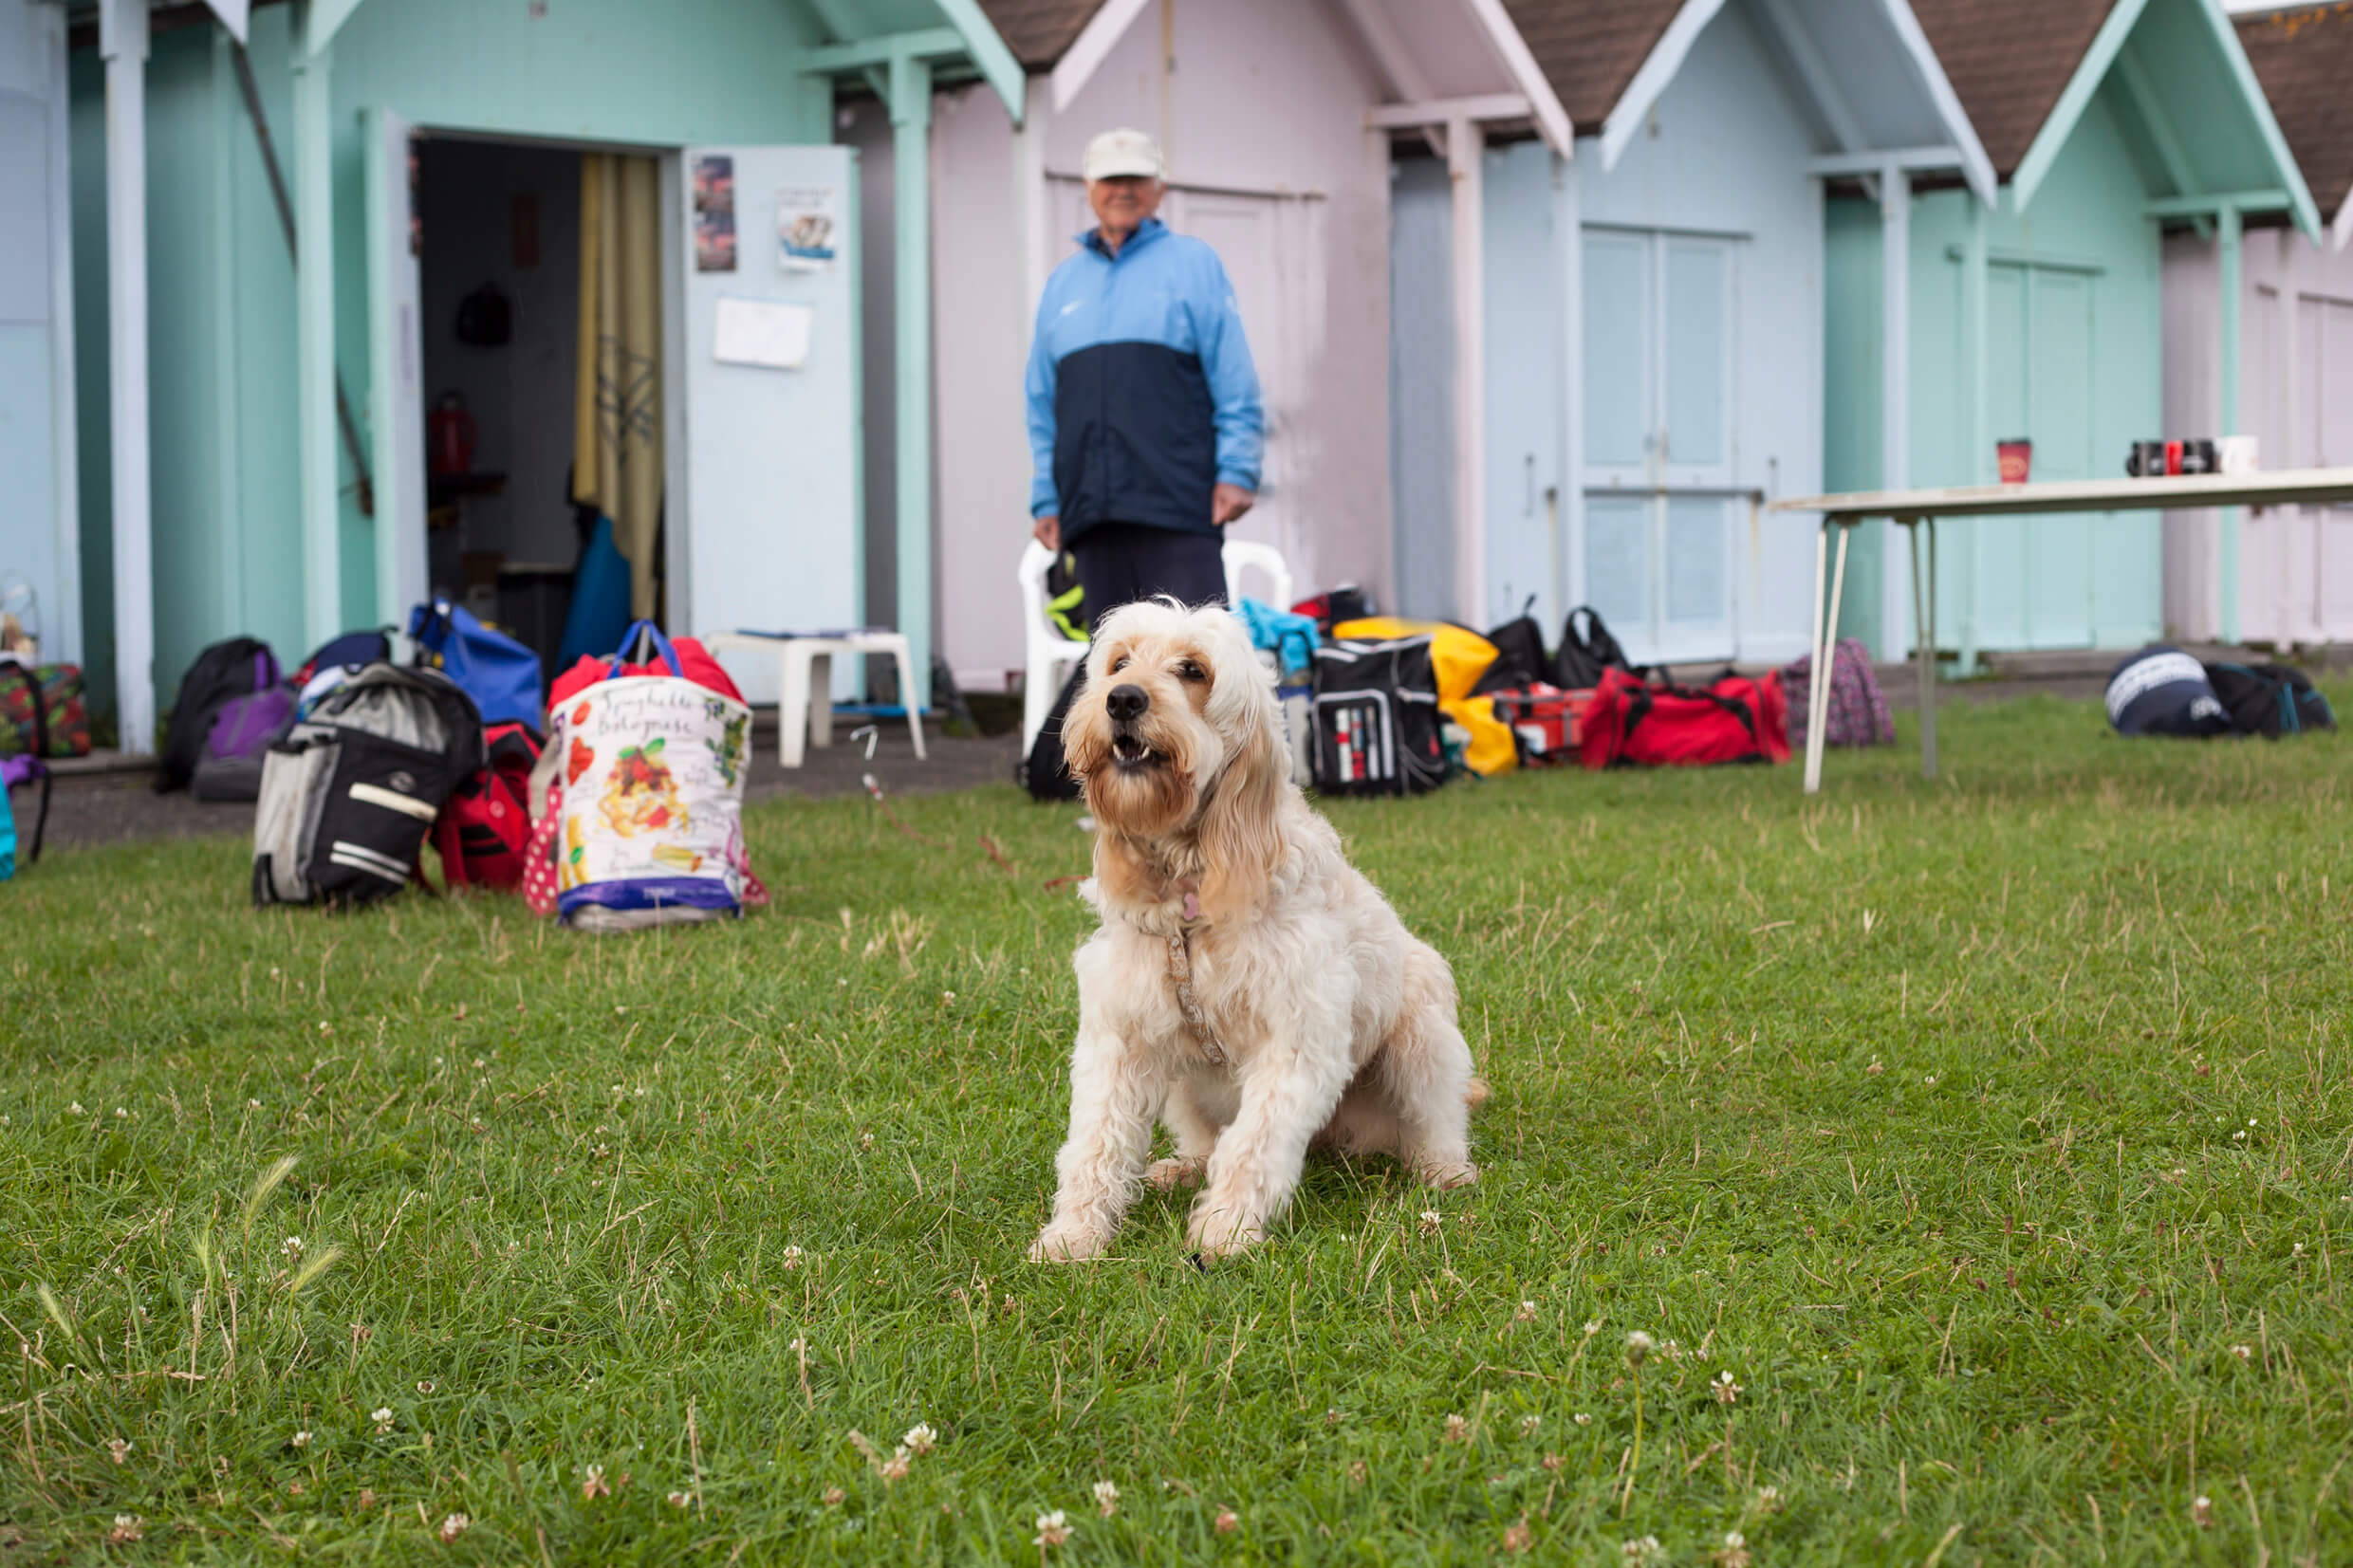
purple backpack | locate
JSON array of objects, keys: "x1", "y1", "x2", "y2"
[
  {"x1": 1783, "y1": 637, "x2": 1895, "y2": 749},
  {"x1": 192, "y1": 685, "x2": 297, "y2": 802}
]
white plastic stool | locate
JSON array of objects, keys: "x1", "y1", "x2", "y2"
[{"x1": 702, "y1": 632, "x2": 928, "y2": 769}]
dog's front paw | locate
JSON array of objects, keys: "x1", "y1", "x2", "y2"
[
  {"x1": 1184, "y1": 1208, "x2": 1268, "y2": 1260},
  {"x1": 1415, "y1": 1157, "x2": 1479, "y2": 1190},
  {"x1": 1145, "y1": 1155, "x2": 1209, "y2": 1191},
  {"x1": 1027, "y1": 1224, "x2": 1110, "y2": 1264}
]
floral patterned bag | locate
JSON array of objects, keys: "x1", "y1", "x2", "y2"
[{"x1": 535, "y1": 621, "x2": 755, "y2": 931}]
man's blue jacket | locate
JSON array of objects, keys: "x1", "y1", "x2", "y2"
[{"x1": 1025, "y1": 217, "x2": 1264, "y2": 545}]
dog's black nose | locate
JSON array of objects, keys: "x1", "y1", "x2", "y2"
[{"x1": 1106, "y1": 683, "x2": 1149, "y2": 722}]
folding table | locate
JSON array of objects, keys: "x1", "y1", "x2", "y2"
[{"x1": 1770, "y1": 468, "x2": 2353, "y2": 793}]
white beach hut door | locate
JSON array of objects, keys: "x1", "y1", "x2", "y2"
[
  {"x1": 675, "y1": 144, "x2": 858, "y2": 704},
  {"x1": 1579, "y1": 228, "x2": 1738, "y2": 666},
  {"x1": 2294, "y1": 292, "x2": 2353, "y2": 640}
]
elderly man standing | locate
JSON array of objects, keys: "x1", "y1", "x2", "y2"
[{"x1": 1027, "y1": 129, "x2": 1264, "y2": 625}]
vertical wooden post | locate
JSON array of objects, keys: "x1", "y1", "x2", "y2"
[
  {"x1": 2217, "y1": 201, "x2": 2242, "y2": 645},
  {"x1": 293, "y1": 0, "x2": 341, "y2": 648},
  {"x1": 1957, "y1": 193, "x2": 1989, "y2": 675},
  {"x1": 1880, "y1": 164, "x2": 1911, "y2": 659},
  {"x1": 890, "y1": 47, "x2": 934, "y2": 711},
  {"x1": 1448, "y1": 114, "x2": 1486, "y2": 627},
  {"x1": 100, "y1": 0, "x2": 155, "y2": 750},
  {"x1": 44, "y1": 1, "x2": 83, "y2": 667}
]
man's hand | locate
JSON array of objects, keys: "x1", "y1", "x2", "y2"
[
  {"x1": 1212, "y1": 484, "x2": 1255, "y2": 526},
  {"x1": 1032, "y1": 515, "x2": 1060, "y2": 552}
]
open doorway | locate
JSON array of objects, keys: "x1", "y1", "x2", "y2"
[{"x1": 414, "y1": 137, "x2": 663, "y2": 675}]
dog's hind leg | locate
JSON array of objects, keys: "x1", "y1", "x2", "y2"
[
  {"x1": 1030, "y1": 1023, "x2": 1160, "y2": 1263},
  {"x1": 1186, "y1": 1032, "x2": 1355, "y2": 1259},
  {"x1": 1146, "y1": 1077, "x2": 1220, "y2": 1191},
  {"x1": 1376, "y1": 950, "x2": 1480, "y2": 1189}
]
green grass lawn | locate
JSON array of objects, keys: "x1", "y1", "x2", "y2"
[{"x1": 6, "y1": 691, "x2": 2352, "y2": 1564}]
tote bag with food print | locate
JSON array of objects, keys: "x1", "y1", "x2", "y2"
[{"x1": 548, "y1": 622, "x2": 752, "y2": 928}]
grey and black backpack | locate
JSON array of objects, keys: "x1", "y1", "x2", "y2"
[{"x1": 251, "y1": 664, "x2": 483, "y2": 908}]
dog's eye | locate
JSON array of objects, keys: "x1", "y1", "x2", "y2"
[
  {"x1": 1176, "y1": 660, "x2": 1205, "y2": 682},
  {"x1": 1111, "y1": 655, "x2": 1130, "y2": 673}
]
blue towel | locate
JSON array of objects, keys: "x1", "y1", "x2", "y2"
[
  {"x1": 559, "y1": 515, "x2": 634, "y2": 670},
  {"x1": 1236, "y1": 597, "x2": 1319, "y2": 676}
]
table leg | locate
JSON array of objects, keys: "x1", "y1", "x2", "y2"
[
  {"x1": 808, "y1": 653, "x2": 834, "y2": 749},
  {"x1": 1921, "y1": 518, "x2": 1938, "y2": 780},
  {"x1": 779, "y1": 647, "x2": 810, "y2": 770},
  {"x1": 1804, "y1": 521, "x2": 1830, "y2": 794},
  {"x1": 1807, "y1": 524, "x2": 1852, "y2": 794},
  {"x1": 892, "y1": 643, "x2": 928, "y2": 760}
]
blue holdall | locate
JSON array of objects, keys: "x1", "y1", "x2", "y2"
[{"x1": 409, "y1": 600, "x2": 545, "y2": 730}]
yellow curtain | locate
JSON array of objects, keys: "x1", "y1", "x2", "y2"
[{"x1": 573, "y1": 152, "x2": 664, "y2": 620}]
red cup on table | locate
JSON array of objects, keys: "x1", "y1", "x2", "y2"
[{"x1": 1996, "y1": 438, "x2": 2032, "y2": 485}]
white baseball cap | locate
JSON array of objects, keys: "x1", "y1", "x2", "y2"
[{"x1": 1084, "y1": 127, "x2": 1164, "y2": 182}]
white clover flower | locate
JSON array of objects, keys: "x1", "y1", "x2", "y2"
[
  {"x1": 1033, "y1": 1509, "x2": 1072, "y2": 1547},
  {"x1": 902, "y1": 1422, "x2": 936, "y2": 1455},
  {"x1": 1624, "y1": 1330, "x2": 1656, "y2": 1367},
  {"x1": 437, "y1": 1513, "x2": 470, "y2": 1542},
  {"x1": 1092, "y1": 1479, "x2": 1120, "y2": 1517}
]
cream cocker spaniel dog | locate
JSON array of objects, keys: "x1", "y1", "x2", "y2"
[{"x1": 1029, "y1": 599, "x2": 1482, "y2": 1263}]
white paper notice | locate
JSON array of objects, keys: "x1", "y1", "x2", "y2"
[{"x1": 713, "y1": 296, "x2": 812, "y2": 370}]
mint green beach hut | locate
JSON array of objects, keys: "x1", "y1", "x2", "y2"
[
  {"x1": 1824, "y1": 0, "x2": 2319, "y2": 663},
  {"x1": 61, "y1": 0, "x2": 1017, "y2": 743}
]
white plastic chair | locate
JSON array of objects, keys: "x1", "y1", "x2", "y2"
[
  {"x1": 1017, "y1": 538, "x2": 1298, "y2": 752},
  {"x1": 1018, "y1": 542, "x2": 1090, "y2": 755}
]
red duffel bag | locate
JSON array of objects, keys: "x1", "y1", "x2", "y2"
[{"x1": 1579, "y1": 666, "x2": 1789, "y2": 768}]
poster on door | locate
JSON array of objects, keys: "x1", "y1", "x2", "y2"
[
  {"x1": 693, "y1": 155, "x2": 736, "y2": 272},
  {"x1": 775, "y1": 185, "x2": 839, "y2": 272}
]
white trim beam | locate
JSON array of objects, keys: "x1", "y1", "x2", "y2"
[
  {"x1": 2334, "y1": 194, "x2": 2353, "y2": 253},
  {"x1": 1049, "y1": 0, "x2": 1151, "y2": 115},
  {"x1": 1599, "y1": 0, "x2": 1727, "y2": 172},
  {"x1": 1806, "y1": 146, "x2": 1964, "y2": 176},
  {"x1": 799, "y1": 27, "x2": 963, "y2": 73},
  {"x1": 2144, "y1": 189, "x2": 2289, "y2": 217},
  {"x1": 1367, "y1": 94, "x2": 1530, "y2": 130},
  {"x1": 1459, "y1": 0, "x2": 1573, "y2": 156},
  {"x1": 101, "y1": 0, "x2": 154, "y2": 749}
]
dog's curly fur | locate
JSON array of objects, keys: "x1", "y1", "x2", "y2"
[{"x1": 1028, "y1": 600, "x2": 1483, "y2": 1263}]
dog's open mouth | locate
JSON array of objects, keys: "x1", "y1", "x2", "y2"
[{"x1": 1111, "y1": 731, "x2": 1158, "y2": 769}]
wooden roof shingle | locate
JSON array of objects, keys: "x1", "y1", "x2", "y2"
[
  {"x1": 1906, "y1": 0, "x2": 2113, "y2": 179},
  {"x1": 971, "y1": 0, "x2": 1105, "y2": 71},
  {"x1": 1498, "y1": 0, "x2": 1687, "y2": 136},
  {"x1": 2234, "y1": 3, "x2": 2353, "y2": 218}
]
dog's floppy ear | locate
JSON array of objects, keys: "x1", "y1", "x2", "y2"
[{"x1": 1195, "y1": 615, "x2": 1288, "y2": 921}]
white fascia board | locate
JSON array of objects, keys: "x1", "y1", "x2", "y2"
[
  {"x1": 2010, "y1": 0, "x2": 2150, "y2": 211},
  {"x1": 202, "y1": 0, "x2": 250, "y2": 45},
  {"x1": 1876, "y1": 0, "x2": 1996, "y2": 206},
  {"x1": 1598, "y1": 0, "x2": 1727, "y2": 172},
  {"x1": 2334, "y1": 193, "x2": 2353, "y2": 252},
  {"x1": 1458, "y1": 0, "x2": 1573, "y2": 156},
  {"x1": 1048, "y1": 0, "x2": 1150, "y2": 116}
]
